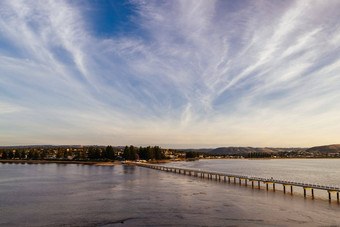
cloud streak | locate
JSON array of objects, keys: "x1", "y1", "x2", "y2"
[{"x1": 1, "y1": 0, "x2": 340, "y2": 148}]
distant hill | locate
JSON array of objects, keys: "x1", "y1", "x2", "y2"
[
  {"x1": 306, "y1": 144, "x2": 340, "y2": 153},
  {"x1": 208, "y1": 147, "x2": 302, "y2": 155}
]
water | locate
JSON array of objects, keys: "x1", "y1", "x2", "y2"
[
  {"x1": 163, "y1": 159, "x2": 340, "y2": 188},
  {"x1": 0, "y1": 160, "x2": 340, "y2": 226}
]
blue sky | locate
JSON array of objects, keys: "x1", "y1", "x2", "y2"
[{"x1": 1, "y1": 0, "x2": 340, "y2": 148}]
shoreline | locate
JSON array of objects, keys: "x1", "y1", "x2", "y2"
[{"x1": 1, "y1": 157, "x2": 340, "y2": 166}]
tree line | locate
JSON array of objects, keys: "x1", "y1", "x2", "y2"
[
  {"x1": 123, "y1": 145, "x2": 165, "y2": 161},
  {"x1": 0, "y1": 145, "x2": 168, "y2": 161},
  {"x1": 185, "y1": 151, "x2": 200, "y2": 158},
  {"x1": 245, "y1": 152, "x2": 273, "y2": 158}
]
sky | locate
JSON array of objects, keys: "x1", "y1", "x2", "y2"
[{"x1": 1, "y1": 0, "x2": 340, "y2": 148}]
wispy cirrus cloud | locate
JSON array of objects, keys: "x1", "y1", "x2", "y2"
[{"x1": 1, "y1": 0, "x2": 340, "y2": 147}]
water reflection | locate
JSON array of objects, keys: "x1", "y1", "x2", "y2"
[
  {"x1": 123, "y1": 165, "x2": 136, "y2": 174},
  {"x1": 164, "y1": 159, "x2": 340, "y2": 200},
  {"x1": 0, "y1": 161, "x2": 339, "y2": 226}
]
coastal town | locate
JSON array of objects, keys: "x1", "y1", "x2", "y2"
[{"x1": 1, "y1": 144, "x2": 340, "y2": 162}]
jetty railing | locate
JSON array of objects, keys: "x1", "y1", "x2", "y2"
[{"x1": 134, "y1": 163, "x2": 340, "y2": 202}]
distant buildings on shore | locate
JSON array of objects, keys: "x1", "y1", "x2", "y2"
[{"x1": 1, "y1": 144, "x2": 340, "y2": 161}]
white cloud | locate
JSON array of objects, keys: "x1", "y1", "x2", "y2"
[
  {"x1": 1, "y1": 0, "x2": 340, "y2": 147},
  {"x1": 0, "y1": 101, "x2": 24, "y2": 114}
]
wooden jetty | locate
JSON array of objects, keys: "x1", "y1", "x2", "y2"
[{"x1": 135, "y1": 163, "x2": 340, "y2": 202}]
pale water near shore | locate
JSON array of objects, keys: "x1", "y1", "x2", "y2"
[
  {"x1": 163, "y1": 159, "x2": 340, "y2": 198},
  {"x1": 0, "y1": 160, "x2": 340, "y2": 226}
]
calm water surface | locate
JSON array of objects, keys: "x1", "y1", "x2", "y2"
[{"x1": 0, "y1": 159, "x2": 340, "y2": 226}]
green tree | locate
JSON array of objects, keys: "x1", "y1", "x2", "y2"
[
  {"x1": 129, "y1": 146, "x2": 138, "y2": 160},
  {"x1": 146, "y1": 146, "x2": 155, "y2": 160},
  {"x1": 123, "y1": 146, "x2": 138, "y2": 160},
  {"x1": 138, "y1": 147, "x2": 147, "y2": 160},
  {"x1": 94, "y1": 148, "x2": 101, "y2": 159},
  {"x1": 87, "y1": 146, "x2": 95, "y2": 159},
  {"x1": 87, "y1": 147, "x2": 101, "y2": 159},
  {"x1": 106, "y1": 146, "x2": 115, "y2": 160},
  {"x1": 154, "y1": 146, "x2": 164, "y2": 160},
  {"x1": 20, "y1": 150, "x2": 26, "y2": 159},
  {"x1": 32, "y1": 151, "x2": 39, "y2": 160},
  {"x1": 8, "y1": 150, "x2": 14, "y2": 159},
  {"x1": 1, "y1": 151, "x2": 8, "y2": 159},
  {"x1": 27, "y1": 150, "x2": 33, "y2": 159},
  {"x1": 186, "y1": 151, "x2": 199, "y2": 158},
  {"x1": 101, "y1": 147, "x2": 108, "y2": 159},
  {"x1": 123, "y1": 146, "x2": 129, "y2": 160}
]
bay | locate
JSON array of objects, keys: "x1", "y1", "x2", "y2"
[{"x1": 0, "y1": 159, "x2": 340, "y2": 226}]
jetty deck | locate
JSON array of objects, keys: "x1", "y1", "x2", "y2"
[{"x1": 135, "y1": 163, "x2": 340, "y2": 202}]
